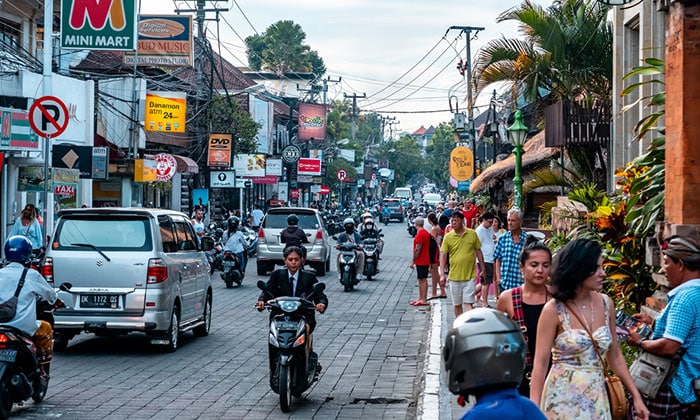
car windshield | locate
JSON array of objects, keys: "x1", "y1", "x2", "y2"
[
  {"x1": 383, "y1": 200, "x2": 401, "y2": 208},
  {"x1": 53, "y1": 217, "x2": 153, "y2": 251},
  {"x1": 264, "y1": 213, "x2": 319, "y2": 230}
]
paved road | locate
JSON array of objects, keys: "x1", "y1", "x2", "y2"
[{"x1": 11, "y1": 219, "x2": 442, "y2": 419}]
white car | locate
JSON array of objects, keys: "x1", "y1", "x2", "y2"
[{"x1": 423, "y1": 193, "x2": 442, "y2": 208}]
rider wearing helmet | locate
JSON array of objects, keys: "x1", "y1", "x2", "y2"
[
  {"x1": 223, "y1": 216, "x2": 248, "y2": 274},
  {"x1": 280, "y1": 214, "x2": 309, "y2": 263},
  {"x1": 359, "y1": 213, "x2": 383, "y2": 258},
  {"x1": 335, "y1": 218, "x2": 365, "y2": 281},
  {"x1": 0, "y1": 236, "x2": 58, "y2": 375},
  {"x1": 443, "y1": 308, "x2": 545, "y2": 419}
]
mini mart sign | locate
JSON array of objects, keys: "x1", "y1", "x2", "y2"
[{"x1": 61, "y1": 0, "x2": 138, "y2": 50}]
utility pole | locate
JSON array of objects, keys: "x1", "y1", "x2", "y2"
[
  {"x1": 344, "y1": 92, "x2": 366, "y2": 142},
  {"x1": 381, "y1": 116, "x2": 396, "y2": 143},
  {"x1": 387, "y1": 120, "x2": 400, "y2": 141},
  {"x1": 448, "y1": 25, "x2": 485, "y2": 171},
  {"x1": 321, "y1": 76, "x2": 341, "y2": 105}
]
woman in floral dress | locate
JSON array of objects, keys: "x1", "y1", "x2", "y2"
[{"x1": 529, "y1": 239, "x2": 649, "y2": 419}]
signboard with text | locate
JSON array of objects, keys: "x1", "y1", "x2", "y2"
[
  {"x1": 297, "y1": 102, "x2": 327, "y2": 141},
  {"x1": 145, "y1": 91, "x2": 186, "y2": 133},
  {"x1": 207, "y1": 133, "x2": 232, "y2": 167},
  {"x1": 297, "y1": 158, "x2": 322, "y2": 176},
  {"x1": 124, "y1": 15, "x2": 193, "y2": 66},
  {"x1": 233, "y1": 154, "x2": 266, "y2": 177},
  {"x1": 0, "y1": 108, "x2": 40, "y2": 151},
  {"x1": 61, "y1": 0, "x2": 138, "y2": 50}
]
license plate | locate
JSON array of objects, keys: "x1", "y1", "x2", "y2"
[
  {"x1": 0, "y1": 349, "x2": 17, "y2": 362},
  {"x1": 80, "y1": 294, "x2": 120, "y2": 309},
  {"x1": 223, "y1": 261, "x2": 236, "y2": 267}
]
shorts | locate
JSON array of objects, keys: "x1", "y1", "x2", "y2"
[
  {"x1": 481, "y1": 262, "x2": 494, "y2": 285},
  {"x1": 416, "y1": 265, "x2": 429, "y2": 279},
  {"x1": 449, "y1": 279, "x2": 476, "y2": 305}
]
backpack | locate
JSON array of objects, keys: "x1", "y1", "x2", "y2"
[{"x1": 0, "y1": 268, "x2": 28, "y2": 323}]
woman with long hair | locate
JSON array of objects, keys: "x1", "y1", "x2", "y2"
[
  {"x1": 426, "y1": 212, "x2": 446, "y2": 299},
  {"x1": 496, "y1": 235, "x2": 551, "y2": 397},
  {"x1": 8, "y1": 203, "x2": 43, "y2": 251},
  {"x1": 529, "y1": 239, "x2": 648, "y2": 419}
]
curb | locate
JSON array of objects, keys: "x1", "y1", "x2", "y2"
[{"x1": 418, "y1": 298, "x2": 443, "y2": 419}]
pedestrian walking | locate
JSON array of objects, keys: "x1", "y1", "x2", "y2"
[
  {"x1": 250, "y1": 204, "x2": 264, "y2": 232},
  {"x1": 496, "y1": 235, "x2": 552, "y2": 397},
  {"x1": 8, "y1": 203, "x2": 43, "y2": 251},
  {"x1": 191, "y1": 207, "x2": 206, "y2": 244},
  {"x1": 426, "y1": 212, "x2": 446, "y2": 300},
  {"x1": 494, "y1": 208, "x2": 528, "y2": 294},
  {"x1": 625, "y1": 235, "x2": 700, "y2": 420},
  {"x1": 439, "y1": 211, "x2": 486, "y2": 317},
  {"x1": 409, "y1": 217, "x2": 431, "y2": 307},
  {"x1": 529, "y1": 238, "x2": 648, "y2": 419},
  {"x1": 474, "y1": 212, "x2": 497, "y2": 307},
  {"x1": 492, "y1": 215, "x2": 506, "y2": 239}
]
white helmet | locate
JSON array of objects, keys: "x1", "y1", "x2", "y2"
[{"x1": 362, "y1": 212, "x2": 373, "y2": 221}]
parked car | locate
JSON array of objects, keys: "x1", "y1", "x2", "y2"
[
  {"x1": 256, "y1": 207, "x2": 332, "y2": 276},
  {"x1": 42, "y1": 208, "x2": 214, "y2": 352},
  {"x1": 381, "y1": 198, "x2": 404, "y2": 222}
]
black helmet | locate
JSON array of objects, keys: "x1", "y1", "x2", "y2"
[
  {"x1": 287, "y1": 214, "x2": 299, "y2": 226},
  {"x1": 443, "y1": 308, "x2": 526, "y2": 397},
  {"x1": 227, "y1": 216, "x2": 240, "y2": 230},
  {"x1": 4, "y1": 236, "x2": 32, "y2": 263}
]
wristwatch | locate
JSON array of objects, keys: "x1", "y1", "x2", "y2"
[{"x1": 637, "y1": 338, "x2": 646, "y2": 348}]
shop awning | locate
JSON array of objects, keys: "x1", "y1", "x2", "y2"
[{"x1": 173, "y1": 154, "x2": 198, "y2": 174}]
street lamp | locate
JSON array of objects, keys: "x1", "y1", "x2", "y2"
[{"x1": 508, "y1": 110, "x2": 528, "y2": 211}]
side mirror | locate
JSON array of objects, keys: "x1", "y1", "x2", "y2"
[
  {"x1": 257, "y1": 280, "x2": 268, "y2": 292},
  {"x1": 332, "y1": 235, "x2": 338, "y2": 240},
  {"x1": 59, "y1": 283, "x2": 72, "y2": 292},
  {"x1": 312, "y1": 283, "x2": 325, "y2": 294}
]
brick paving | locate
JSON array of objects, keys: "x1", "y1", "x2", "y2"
[{"x1": 11, "y1": 222, "x2": 435, "y2": 419}]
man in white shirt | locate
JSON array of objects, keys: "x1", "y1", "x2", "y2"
[
  {"x1": 251, "y1": 204, "x2": 265, "y2": 232},
  {"x1": 474, "y1": 212, "x2": 496, "y2": 307}
]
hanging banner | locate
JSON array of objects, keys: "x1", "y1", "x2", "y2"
[
  {"x1": 145, "y1": 91, "x2": 186, "y2": 133},
  {"x1": 61, "y1": 0, "x2": 138, "y2": 50},
  {"x1": 297, "y1": 102, "x2": 327, "y2": 141},
  {"x1": 449, "y1": 146, "x2": 474, "y2": 181},
  {"x1": 233, "y1": 154, "x2": 266, "y2": 177},
  {"x1": 252, "y1": 97, "x2": 272, "y2": 154},
  {"x1": 0, "y1": 108, "x2": 40, "y2": 151},
  {"x1": 207, "y1": 133, "x2": 232, "y2": 167},
  {"x1": 124, "y1": 15, "x2": 193, "y2": 66}
]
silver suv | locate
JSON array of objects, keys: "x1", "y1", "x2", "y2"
[
  {"x1": 256, "y1": 207, "x2": 331, "y2": 276},
  {"x1": 43, "y1": 208, "x2": 214, "y2": 352}
]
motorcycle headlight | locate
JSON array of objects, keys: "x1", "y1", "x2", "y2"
[{"x1": 280, "y1": 300, "x2": 301, "y2": 313}]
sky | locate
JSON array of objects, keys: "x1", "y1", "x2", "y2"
[{"x1": 141, "y1": 0, "x2": 555, "y2": 135}]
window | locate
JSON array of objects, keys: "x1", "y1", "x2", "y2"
[
  {"x1": 263, "y1": 213, "x2": 319, "y2": 230},
  {"x1": 158, "y1": 216, "x2": 177, "y2": 253},
  {"x1": 172, "y1": 218, "x2": 197, "y2": 251},
  {"x1": 0, "y1": 17, "x2": 20, "y2": 51},
  {"x1": 54, "y1": 217, "x2": 152, "y2": 251}
]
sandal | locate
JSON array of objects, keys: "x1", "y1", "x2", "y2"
[{"x1": 413, "y1": 301, "x2": 429, "y2": 307}]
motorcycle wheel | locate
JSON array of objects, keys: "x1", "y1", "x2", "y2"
[
  {"x1": 233, "y1": 270, "x2": 242, "y2": 286},
  {"x1": 279, "y1": 365, "x2": 292, "y2": 413},
  {"x1": 32, "y1": 373, "x2": 49, "y2": 402},
  {"x1": 342, "y1": 272, "x2": 351, "y2": 292},
  {"x1": 0, "y1": 378, "x2": 12, "y2": 419},
  {"x1": 224, "y1": 271, "x2": 233, "y2": 288}
]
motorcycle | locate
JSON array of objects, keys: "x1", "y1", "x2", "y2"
[
  {"x1": 221, "y1": 251, "x2": 243, "y2": 288},
  {"x1": 257, "y1": 280, "x2": 325, "y2": 413},
  {"x1": 242, "y1": 224, "x2": 258, "y2": 257},
  {"x1": 381, "y1": 212, "x2": 390, "y2": 226},
  {"x1": 362, "y1": 236, "x2": 381, "y2": 281},
  {"x1": 335, "y1": 241, "x2": 361, "y2": 292},
  {"x1": 0, "y1": 291, "x2": 66, "y2": 419},
  {"x1": 204, "y1": 224, "x2": 225, "y2": 274}
]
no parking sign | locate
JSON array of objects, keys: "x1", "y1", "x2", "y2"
[{"x1": 29, "y1": 96, "x2": 69, "y2": 138}]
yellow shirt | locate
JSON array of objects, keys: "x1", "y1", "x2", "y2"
[{"x1": 440, "y1": 228, "x2": 481, "y2": 281}]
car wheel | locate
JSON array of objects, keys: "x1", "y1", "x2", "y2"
[
  {"x1": 193, "y1": 292, "x2": 211, "y2": 337},
  {"x1": 162, "y1": 307, "x2": 180, "y2": 353},
  {"x1": 257, "y1": 261, "x2": 267, "y2": 276}
]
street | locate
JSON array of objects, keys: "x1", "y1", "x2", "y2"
[{"x1": 10, "y1": 220, "x2": 443, "y2": 419}]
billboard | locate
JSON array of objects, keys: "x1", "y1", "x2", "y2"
[
  {"x1": 124, "y1": 15, "x2": 193, "y2": 66},
  {"x1": 297, "y1": 102, "x2": 327, "y2": 141},
  {"x1": 0, "y1": 108, "x2": 40, "y2": 151},
  {"x1": 145, "y1": 91, "x2": 186, "y2": 133},
  {"x1": 61, "y1": 0, "x2": 138, "y2": 50},
  {"x1": 233, "y1": 154, "x2": 266, "y2": 177},
  {"x1": 252, "y1": 97, "x2": 272, "y2": 154},
  {"x1": 297, "y1": 158, "x2": 322, "y2": 176},
  {"x1": 207, "y1": 133, "x2": 232, "y2": 167}
]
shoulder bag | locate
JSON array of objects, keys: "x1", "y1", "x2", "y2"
[
  {"x1": 629, "y1": 348, "x2": 680, "y2": 399},
  {"x1": 565, "y1": 302, "x2": 627, "y2": 420},
  {"x1": 0, "y1": 268, "x2": 29, "y2": 323}
]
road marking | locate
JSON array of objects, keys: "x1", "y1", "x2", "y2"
[{"x1": 418, "y1": 299, "x2": 442, "y2": 419}]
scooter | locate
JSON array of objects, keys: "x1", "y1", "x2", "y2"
[
  {"x1": 0, "y1": 294, "x2": 65, "y2": 419},
  {"x1": 381, "y1": 212, "x2": 390, "y2": 226},
  {"x1": 257, "y1": 281, "x2": 325, "y2": 413},
  {"x1": 362, "y1": 237, "x2": 380, "y2": 281},
  {"x1": 204, "y1": 225, "x2": 225, "y2": 274},
  {"x1": 336, "y1": 241, "x2": 361, "y2": 292},
  {"x1": 221, "y1": 251, "x2": 243, "y2": 288}
]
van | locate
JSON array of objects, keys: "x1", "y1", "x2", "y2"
[
  {"x1": 394, "y1": 187, "x2": 412, "y2": 201},
  {"x1": 43, "y1": 208, "x2": 214, "y2": 352}
]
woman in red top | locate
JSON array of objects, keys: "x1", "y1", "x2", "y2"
[{"x1": 409, "y1": 216, "x2": 432, "y2": 306}]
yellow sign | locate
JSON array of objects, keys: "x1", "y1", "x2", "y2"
[
  {"x1": 449, "y1": 146, "x2": 474, "y2": 181},
  {"x1": 145, "y1": 91, "x2": 186, "y2": 133},
  {"x1": 134, "y1": 159, "x2": 157, "y2": 182}
]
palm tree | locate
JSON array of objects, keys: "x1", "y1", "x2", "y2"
[{"x1": 473, "y1": 0, "x2": 612, "y2": 109}]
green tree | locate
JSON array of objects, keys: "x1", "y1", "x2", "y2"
[
  {"x1": 245, "y1": 21, "x2": 326, "y2": 77},
  {"x1": 375, "y1": 135, "x2": 423, "y2": 188},
  {"x1": 424, "y1": 123, "x2": 456, "y2": 189},
  {"x1": 205, "y1": 95, "x2": 260, "y2": 154}
]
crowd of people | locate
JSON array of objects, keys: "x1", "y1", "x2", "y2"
[{"x1": 404, "y1": 197, "x2": 700, "y2": 419}]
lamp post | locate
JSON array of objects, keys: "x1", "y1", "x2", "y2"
[{"x1": 508, "y1": 110, "x2": 528, "y2": 211}]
